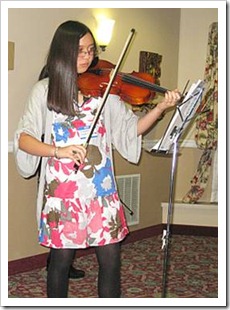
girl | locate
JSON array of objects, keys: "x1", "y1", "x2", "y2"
[{"x1": 14, "y1": 20, "x2": 180, "y2": 298}]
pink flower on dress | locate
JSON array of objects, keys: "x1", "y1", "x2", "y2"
[
  {"x1": 68, "y1": 128, "x2": 75, "y2": 138},
  {"x1": 98, "y1": 125, "x2": 106, "y2": 137},
  {"x1": 114, "y1": 192, "x2": 119, "y2": 202},
  {"x1": 54, "y1": 161, "x2": 75, "y2": 175},
  {"x1": 88, "y1": 200, "x2": 103, "y2": 233},
  {"x1": 54, "y1": 181, "x2": 78, "y2": 199},
  {"x1": 72, "y1": 119, "x2": 86, "y2": 129},
  {"x1": 97, "y1": 239, "x2": 106, "y2": 246},
  {"x1": 51, "y1": 229, "x2": 63, "y2": 248},
  {"x1": 63, "y1": 221, "x2": 86, "y2": 245},
  {"x1": 49, "y1": 221, "x2": 58, "y2": 229},
  {"x1": 54, "y1": 160, "x2": 60, "y2": 172}
]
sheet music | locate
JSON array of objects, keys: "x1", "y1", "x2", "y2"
[{"x1": 149, "y1": 80, "x2": 205, "y2": 153}]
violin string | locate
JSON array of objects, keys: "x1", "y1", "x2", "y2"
[
  {"x1": 122, "y1": 74, "x2": 168, "y2": 94},
  {"x1": 124, "y1": 75, "x2": 167, "y2": 93},
  {"x1": 90, "y1": 67, "x2": 168, "y2": 94}
]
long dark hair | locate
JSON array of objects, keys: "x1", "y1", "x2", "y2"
[{"x1": 41, "y1": 21, "x2": 97, "y2": 116}]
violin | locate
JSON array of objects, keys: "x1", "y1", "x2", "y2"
[{"x1": 78, "y1": 58, "x2": 168, "y2": 106}]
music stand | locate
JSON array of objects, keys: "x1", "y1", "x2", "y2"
[{"x1": 146, "y1": 79, "x2": 205, "y2": 298}]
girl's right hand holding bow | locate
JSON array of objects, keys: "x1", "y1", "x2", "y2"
[
  {"x1": 19, "y1": 132, "x2": 87, "y2": 167},
  {"x1": 53, "y1": 145, "x2": 87, "y2": 166}
]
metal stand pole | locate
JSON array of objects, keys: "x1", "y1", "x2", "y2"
[{"x1": 161, "y1": 139, "x2": 179, "y2": 298}]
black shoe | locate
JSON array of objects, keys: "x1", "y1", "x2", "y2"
[
  {"x1": 68, "y1": 265, "x2": 85, "y2": 279},
  {"x1": 46, "y1": 259, "x2": 85, "y2": 279}
]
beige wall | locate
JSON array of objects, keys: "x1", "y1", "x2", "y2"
[{"x1": 8, "y1": 7, "x2": 217, "y2": 261}]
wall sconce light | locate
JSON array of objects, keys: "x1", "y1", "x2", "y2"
[{"x1": 95, "y1": 17, "x2": 115, "y2": 52}]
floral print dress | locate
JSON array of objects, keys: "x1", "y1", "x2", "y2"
[{"x1": 39, "y1": 97, "x2": 129, "y2": 249}]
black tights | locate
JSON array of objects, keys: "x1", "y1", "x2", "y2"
[
  {"x1": 47, "y1": 248, "x2": 75, "y2": 298},
  {"x1": 47, "y1": 243, "x2": 121, "y2": 298},
  {"x1": 95, "y1": 243, "x2": 121, "y2": 298}
]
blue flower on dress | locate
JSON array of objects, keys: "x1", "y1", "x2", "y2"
[
  {"x1": 92, "y1": 158, "x2": 116, "y2": 197},
  {"x1": 53, "y1": 123, "x2": 70, "y2": 143},
  {"x1": 38, "y1": 219, "x2": 47, "y2": 243}
]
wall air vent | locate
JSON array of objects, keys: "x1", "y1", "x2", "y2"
[{"x1": 116, "y1": 174, "x2": 140, "y2": 226}]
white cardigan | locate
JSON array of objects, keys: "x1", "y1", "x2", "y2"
[{"x1": 14, "y1": 78, "x2": 142, "y2": 227}]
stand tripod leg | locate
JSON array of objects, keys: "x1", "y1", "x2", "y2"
[
  {"x1": 161, "y1": 140, "x2": 179, "y2": 298},
  {"x1": 162, "y1": 230, "x2": 170, "y2": 298}
]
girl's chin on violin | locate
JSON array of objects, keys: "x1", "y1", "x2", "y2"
[{"x1": 78, "y1": 63, "x2": 91, "y2": 73}]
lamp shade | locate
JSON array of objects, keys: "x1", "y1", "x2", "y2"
[{"x1": 96, "y1": 18, "x2": 115, "y2": 48}]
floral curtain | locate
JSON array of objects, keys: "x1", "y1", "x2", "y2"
[{"x1": 182, "y1": 22, "x2": 218, "y2": 203}]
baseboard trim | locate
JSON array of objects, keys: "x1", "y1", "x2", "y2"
[
  {"x1": 8, "y1": 224, "x2": 217, "y2": 276},
  {"x1": 164, "y1": 224, "x2": 218, "y2": 237},
  {"x1": 123, "y1": 224, "x2": 163, "y2": 245}
]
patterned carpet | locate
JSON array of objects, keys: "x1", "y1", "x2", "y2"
[{"x1": 8, "y1": 234, "x2": 218, "y2": 299}]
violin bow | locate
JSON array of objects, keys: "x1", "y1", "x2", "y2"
[
  {"x1": 74, "y1": 29, "x2": 136, "y2": 172},
  {"x1": 84, "y1": 28, "x2": 136, "y2": 148}
]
